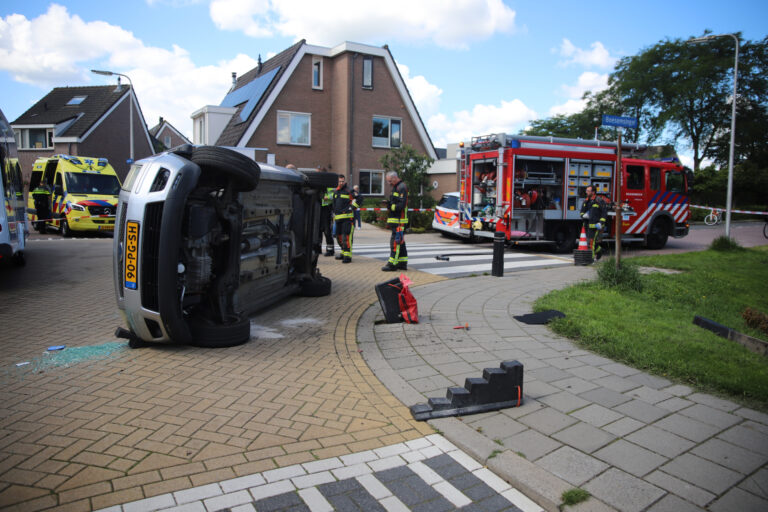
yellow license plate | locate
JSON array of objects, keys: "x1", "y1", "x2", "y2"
[{"x1": 124, "y1": 221, "x2": 139, "y2": 290}]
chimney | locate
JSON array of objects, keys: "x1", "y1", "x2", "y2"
[
  {"x1": 231, "y1": 72, "x2": 237, "y2": 87},
  {"x1": 257, "y1": 55, "x2": 262, "y2": 73},
  {"x1": 159, "y1": 116, "x2": 164, "y2": 125},
  {"x1": 115, "y1": 76, "x2": 123, "y2": 92}
]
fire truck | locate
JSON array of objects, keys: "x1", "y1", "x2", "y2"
[{"x1": 457, "y1": 133, "x2": 691, "y2": 251}]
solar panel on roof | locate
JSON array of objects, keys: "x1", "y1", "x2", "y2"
[{"x1": 220, "y1": 66, "x2": 281, "y2": 123}]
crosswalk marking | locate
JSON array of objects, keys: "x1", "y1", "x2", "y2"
[{"x1": 345, "y1": 243, "x2": 571, "y2": 277}]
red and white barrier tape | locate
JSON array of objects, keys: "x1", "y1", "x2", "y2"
[
  {"x1": 358, "y1": 208, "x2": 434, "y2": 212},
  {"x1": 690, "y1": 205, "x2": 768, "y2": 216},
  {"x1": 29, "y1": 214, "x2": 116, "y2": 223}
]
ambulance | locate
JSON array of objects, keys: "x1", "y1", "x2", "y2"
[
  {"x1": 0, "y1": 108, "x2": 26, "y2": 266},
  {"x1": 27, "y1": 155, "x2": 121, "y2": 236}
]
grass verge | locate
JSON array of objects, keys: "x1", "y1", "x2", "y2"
[{"x1": 535, "y1": 246, "x2": 768, "y2": 409}]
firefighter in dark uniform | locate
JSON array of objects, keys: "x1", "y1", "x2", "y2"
[
  {"x1": 32, "y1": 181, "x2": 52, "y2": 232},
  {"x1": 317, "y1": 167, "x2": 335, "y2": 256},
  {"x1": 580, "y1": 185, "x2": 607, "y2": 260},
  {"x1": 381, "y1": 171, "x2": 408, "y2": 271},
  {"x1": 332, "y1": 174, "x2": 358, "y2": 263}
]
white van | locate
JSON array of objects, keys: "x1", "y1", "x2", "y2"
[{"x1": 0, "y1": 108, "x2": 26, "y2": 266}]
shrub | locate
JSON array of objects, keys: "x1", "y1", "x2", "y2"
[
  {"x1": 595, "y1": 257, "x2": 643, "y2": 292},
  {"x1": 743, "y1": 307, "x2": 768, "y2": 336},
  {"x1": 709, "y1": 236, "x2": 742, "y2": 251}
]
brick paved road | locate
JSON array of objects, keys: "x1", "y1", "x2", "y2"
[{"x1": 0, "y1": 236, "x2": 445, "y2": 511}]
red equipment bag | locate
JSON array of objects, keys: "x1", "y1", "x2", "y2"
[{"x1": 397, "y1": 274, "x2": 419, "y2": 324}]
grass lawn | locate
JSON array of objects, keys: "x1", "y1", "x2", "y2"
[{"x1": 534, "y1": 246, "x2": 768, "y2": 410}]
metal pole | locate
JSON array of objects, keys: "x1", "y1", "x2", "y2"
[
  {"x1": 90, "y1": 69, "x2": 134, "y2": 165},
  {"x1": 492, "y1": 231, "x2": 505, "y2": 277},
  {"x1": 615, "y1": 129, "x2": 622, "y2": 270},
  {"x1": 724, "y1": 34, "x2": 738, "y2": 238}
]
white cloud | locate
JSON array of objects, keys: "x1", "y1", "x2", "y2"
[
  {"x1": 398, "y1": 64, "x2": 442, "y2": 120},
  {"x1": 557, "y1": 38, "x2": 615, "y2": 68},
  {"x1": 427, "y1": 100, "x2": 537, "y2": 147},
  {"x1": 209, "y1": 0, "x2": 516, "y2": 49},
  {"x1": 548, "y1": 71, "x2": 608, "y2": 116},
  {"x1": 0, "y1": 4, "x2": 256, "y2": 138}
]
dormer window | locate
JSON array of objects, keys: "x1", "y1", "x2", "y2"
[
  {"x1": 362, "y1": 57, "x2": 373, "y2": 89},
  {"x1": 67, "y1": 96, "x2": 86, "y2": 105}
]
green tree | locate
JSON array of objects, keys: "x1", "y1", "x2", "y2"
[{"x1": 379, "y1": 144, "x2": 435, "y2": 208}]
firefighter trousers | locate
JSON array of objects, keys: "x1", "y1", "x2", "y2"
[
  {"x1": 388, "y1": 225, "x2": 408, "y2": 266},
  {"x1": 319, "y1": 205, "x2": 333, "y2": 252},
  {"x1": 335, "y1": 219, "x2": 354, "y2": 258}
]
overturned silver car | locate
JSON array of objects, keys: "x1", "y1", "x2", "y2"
[{"x1": 113, "y1": 145, "x2": 335, "y2": 348}]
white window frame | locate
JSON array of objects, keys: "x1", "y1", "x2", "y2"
[
  {"x1": 67, "y1": 95, "x2": 87, "y2": 105},
  {"x1": 164, "y1": 135, "x2": 172, "y2": 147},
  {"x1": 277, "y1": 111, "x2": 311, "y2": 146},
  {"x1": 14, "y1": 127, "x2": 54, "y2": 150},
  {"x1": 312, "y1": 56, "x2": 323, "y2": 90},
  {"x1": 372, "y1": 116, "x2": 401, "y2": 149},
  {"x1": 359, "y1": 169, "x2": 385, "y2": 196}
]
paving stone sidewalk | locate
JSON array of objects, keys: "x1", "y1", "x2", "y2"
[{"x1": 361, "y1": 268, "x2": 768, "y2": 512}]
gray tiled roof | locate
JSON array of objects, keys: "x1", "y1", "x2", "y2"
[
  {"x1": 216, "y1": 40, "x2": 305, "y2": 147},
  {"x1": 11, "y1": 85, "x2": 129, "y2": 138}
]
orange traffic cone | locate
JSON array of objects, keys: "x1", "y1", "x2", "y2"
[{"x1": 574, "y1": 226, "x2": 593, "y2": 265}]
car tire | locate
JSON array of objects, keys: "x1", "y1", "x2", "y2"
[
  {"x1": 646, "y1": 219, "x2": 669, "y2": 249},
  {"x1": 60, "y1": 219, "x2": 71, "y2": 238},
  {"x1": 187, "y1": 314, "x2": 251, "y2": 348},
  {"x1": 190, "y1": 146, "x2": 261, "y2": 192},
  {"x1": 299, "y1": 275, "x2": 332, "y2": 297},
  {"x1": 301, "y1": 170, "x2": 339, "y2": 189}
]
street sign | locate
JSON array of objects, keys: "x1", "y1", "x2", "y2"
[
  {"x1": 602, "y1": 115, "x2": 638, "y2": 129},
  {"x1": 126, "y1": 159, "x2": 134, "y2": 164}
]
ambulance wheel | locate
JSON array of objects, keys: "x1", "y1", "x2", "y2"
[
  {"x1": 190, "y1": 146, "x2": 261, "y2": 192},
  {"x1": 646, "y1": 219, "x2": 669, "y2": 250},
  {"x1": 187, "y1": 315, "x2": 251, "y2": 348},
  {"x1": 60, "y1": 220, "x2": 72, "y2": 238},
  {"x1": 299, "y1": 275, "x2": 332, "y2": 297}
]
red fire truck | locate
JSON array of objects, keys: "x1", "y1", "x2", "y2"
[{"x1": 458, "y1": 133, "x2": 691, "y2": 251}]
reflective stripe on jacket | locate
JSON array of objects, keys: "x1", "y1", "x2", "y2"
[
  {"x1": 333, "y1": 184, "x2": 358, "y2": 220},
  {"x1": 386, "y1": 180, "x2": 408, "y2": 224}
]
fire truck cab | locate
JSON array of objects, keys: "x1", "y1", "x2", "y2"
[{"x1": 458, "y1": 133, "x2": 690, "y2": 251}]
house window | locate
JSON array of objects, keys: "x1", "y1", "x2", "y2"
[
  {"x1": 277, "y1": 111, "x2": 311, "y2": 146},
  {"x1": 372, "y1": 117, "x2": 401, "y2": 148},
  {"x1": 312, "y1": 57, "x2": 323, "y2": 90},
  {"x1": 363, "y1": 57, "x2": 373, "y2": 89},
  {"x1": 14, "y1": 128, "x2": 54, "y2": 149},
  {"x1": 66, "y1": 95, "x2": 87, "y2": 105},
  {"x1": 164, "y1": 135, "x2": 171, "y2": 148},
  {"x1": 359, "y1": 170, "x2": 384, "y2": 195}
]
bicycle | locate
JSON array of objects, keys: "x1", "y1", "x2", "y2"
[{"x1": 704, "y1": 208, "x2": 722, "y2": 226}]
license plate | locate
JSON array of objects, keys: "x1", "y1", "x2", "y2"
[{"x1": 124, "y1": 221, "x2": 139, "y2": 290}]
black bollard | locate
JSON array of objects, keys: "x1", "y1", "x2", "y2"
[{"x1": 492, "y1": 231, "x2": 505, "y2": 277}]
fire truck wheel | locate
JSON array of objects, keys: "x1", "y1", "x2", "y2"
[
  {"x1": 552, "y1": 225, "x2": 576, "y2": 253},
  {"x1": 646, "y1": 219, "x2": 669, "y2": 249}
]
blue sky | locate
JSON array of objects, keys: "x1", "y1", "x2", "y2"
[{"x1": 1, "y1": 0, "x2": 766, "y2": 167}]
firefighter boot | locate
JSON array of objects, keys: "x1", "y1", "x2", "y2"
[
  {"x1": 324, "y1": 247, "x2": 334, "y2": 256},
  {"x1": 343, "y1": 256, "x2": 352, "y2": 264},
  {"x1": 335, "y1": 253, "x2": 343, "y2": 260},
  {"x1": 381, "y1": 263, "x2": 397, "y2": 272},
  {"x1": 396, "y1": 262, "x2": 408, "y2": 270}
]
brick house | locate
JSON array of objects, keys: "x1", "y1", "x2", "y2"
[
  {"x1": 191, "y1": 40, "x2": 436, "y2": 197},
  {"x1": 149, "y1": 116, "x2": 191, "y2": 151},
  {"x1": 11, "y1": 85, "x2": 154, "y2": 183}
]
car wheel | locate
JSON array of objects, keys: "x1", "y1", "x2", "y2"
[
  {"x1": 299, "y1": 275, "x2": 332, "y2": 297},
  {"x1": 190, "y1": 146, "x2": 261, "y2": 192},
  {"x1": 60, "y1": 219, "x2": 71, "y2": 238},
  {"x1": 646, "y1": 219, "x2": 669, "y2": 249},
  {"x1": 187, "y1": 314, "x2": 251, "y2": 348},
  {"x1": 301, "y1": 170, "x2": 339, "y2": 189}
]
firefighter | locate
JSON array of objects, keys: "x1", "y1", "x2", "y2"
[
  {"x1": 32, "y1": 181, "x2": 52, "y2": 231},
  {"x1": 580, "y1": 185, "x2": 607, "y2": 260},
  {"x1": 381, "y1": 171, "x2": 408, "y2": 271},
  {"x1": 317, "y1": 167, "x2": 335, "y2": 256},
  {"x1": 332, "y1": 174, "x2": 358, "y2": 263}
]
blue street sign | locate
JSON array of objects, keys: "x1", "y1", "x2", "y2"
[
  {"x1": 126, "y1": 159, "x2": 134, "y2": 164},
  {"x1": 602, "y1": 115, "x2": 638, "y2": 129}
]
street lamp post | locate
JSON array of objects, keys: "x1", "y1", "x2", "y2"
[
  {"x1": 688, "y1": 34, "x2": 739, "y2": 238},
  {"x1": 91, "y1": 69, "x2": 134, "y2": 165}
]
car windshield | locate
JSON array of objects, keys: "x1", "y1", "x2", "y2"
[
  {"x1": 65, "y1": 173, "x2": 120, "y2": 195},
  {"x1": 438, "y1": 195, "x2": 459, "y2": 210}
]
